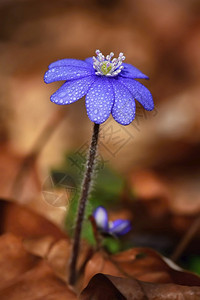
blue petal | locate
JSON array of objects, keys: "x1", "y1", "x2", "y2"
[
  {"x1": 86, "y1": 77, "x2": 114, "y2": 124},
  {"x1": 50, "y1": 76, "x2": 95, "y2": 105},
  {"x1": 120, "y1": 63, "x2": 149, "y2": 79},
  {"x1": 109, "y1": 220, "x2": 131, "y2": 236},
  {"x1": 85, "y1": 57, "x2": 94, "y2": 66},
  {"x1": 93, "y1": 206, "x2": 108, "y2": 231},
  {"x1": 44, "y1": 66, "x2": 93, "y2": 84},
  {"x1": 118, "y1": 77, "x2": 154, "y2": 111},
  {"x1": 111, "y1": 79, "x2": 136, "y2": 125},
  {"x1": 48, "y1": 58, "x2": 90, "y2": 69}
]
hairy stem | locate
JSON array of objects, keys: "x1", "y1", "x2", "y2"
[{"x1": 68, "y1": 123, "x2": 100, "y2": 285}]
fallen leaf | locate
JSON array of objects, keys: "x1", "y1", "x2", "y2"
[
  {"x1": 23, "y1": 236, "x2": 93, "y2": 287},
  {"x1": 0, "y1": 233, "x2": 77, "y2": 299},
  {"x1": 130, "y1": 168, "x2": 200, "y2": 217},
  {"x1": 128, "y1": 168, "x2": 200, "y2": 255},
  {"x1": 0, "y1": 199, "x2": 67, "y2": 240},
  {"x1": 83, "y1": 248, "x2": 200, "y2": 289},
  {"x1": 0, "y1": 143, "x2": 41, "y2": 204},
  {"x1": 23, "y1": 236, "x2": 56, "y2": 258},
  {"x1": 0, "y1": 199, "x2": 93, "y2": 292},
  {"x1": 0, "y1": 261, "x2": 77, "y2": 300},
  {"x1": 47, "y1": 239, "x2": 93, "y2": 284},
  {"x1": 0, "y1": 234, "x2": 39, "y2": 289},
  {"x1": 81, "y1": 273, "x2": 125, "y2": 300},
  {"x1": 81, "y1": 273, "x2": 200, "y2": 300}
]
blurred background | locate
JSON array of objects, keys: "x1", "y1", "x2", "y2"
[{"x1": 0, "y1": 0, "x2": 200, "y2": 273}]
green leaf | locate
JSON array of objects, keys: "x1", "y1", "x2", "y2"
[
  {"x1": 102, "y1": 237, "x2": 121, "y2": 254},
  {"x1": 188, "y1": 255, "x2": 200, "y2": 275}
]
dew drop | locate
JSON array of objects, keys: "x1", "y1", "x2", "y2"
[{"x1": 59, "y1": 92, "x2": 66, "y2": 97}]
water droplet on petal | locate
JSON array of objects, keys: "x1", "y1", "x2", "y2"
[{"x1": 59, "y1": 92, "x2": 66, "y2": 97}]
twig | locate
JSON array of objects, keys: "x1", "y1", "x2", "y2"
[{"x1": 171, "y1": 214, "x2": 200, "y2": 262}]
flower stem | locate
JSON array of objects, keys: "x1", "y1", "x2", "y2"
[{"x1": 68, "y1": 123, "x2": 100, "y2": 285}]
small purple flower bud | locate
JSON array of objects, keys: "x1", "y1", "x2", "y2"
[
  {"x1": 93, "y1": 206, "x2": 108, "y2": 231},
  {"x1": 93, "y1": 206, "x2": 131, "y2": 237}
]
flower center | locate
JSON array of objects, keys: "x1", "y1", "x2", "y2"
[
  {"x1": 93, "y1": 50, "x2": 125, "y2": 77},
  {"x1": 101, "y1": 62, "x2": 112, "y2": 75}
]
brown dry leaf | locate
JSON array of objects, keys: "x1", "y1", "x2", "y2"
[
  {"x1": 0, "y1": 143, "x2": 66, "y2": 227},
  {"x1": 83, "y1": 248, "x2": 200, "y2": 289},
  {"x1": 0, "y1": 234, "x2": 39, "y2": 289},
  {"x1": 81, "y1": 273, "x2": 126, "y2": 300},
  {"x1": 130, "y1": 168, "x2": 200, "y2": 217},
  {"x1": 46, "y1": 239, "x2": 72, "y2": 282},
  {"x1": 80, "y1": 273, "x2": 200, "y2": 300},
  {"x1": 23, "y1": 236, "x2": 56, "y2": 258},
  {"x1": 46, "y1": 239, "x2": 93, "y2": 285},
  {"x1": 128, "y1": 167, "x2": 200, "y2": 249},
  {"x1": 0, "y1": 233, "x2": 77, "y2": 299},
  {"x1": 0, "y1": 143, "x2": 41, "y2": 204},
  {"x1": 0, "y1": 199, "x2": 92, "y2": 291},
  {"x1": 0, "y1": 199, "x2": 67, "y2": 240},
  {"x1": 0, "y1": 261, "x2": 77, "y2": 300},
  {"x1": 24, "y1": 237, "x2": 93, "y2": 285}
]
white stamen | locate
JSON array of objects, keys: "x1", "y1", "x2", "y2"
[{"x1": 93, "y1": 50, "x2": 125, "y2": 77}]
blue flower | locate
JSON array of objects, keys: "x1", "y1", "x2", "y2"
[
  {"x1": 44, "y1": 50, "x2": 154, "y2": 125},
  {"x1": 93, "y1": 206, "x2": 131, "y2": 237}
]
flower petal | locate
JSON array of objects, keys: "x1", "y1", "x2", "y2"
[
  {"x1": 118, "y1": 77, "x2": 154, "y2": 111},
  {"x1": 109, "y1": 220, "x2": 131, "y2": 236},
  {"x1": 93, "y1": 206, "x2": 108, "y2": 231},
  {"x1": 49, "y1": 58, "x2": 90, "y2": 69},
  {"x1": 50, "y1": 76, "x2": 95, "y2": 105},
  {"x1": 85, "y1": 57, "x2": 93, "y2": 66},
  {"x1": 120, "y1": 63, "x2": 149, "y2": 79},
  {"x1": 86, "y1": 77, "x2": 114, "y2": 124},
  {"x1": 111, "y1": 79, "x2": 136, "y2": 125},
  {"x1": 44, "y1": 66, "x2": 93, "y2": 84}
]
